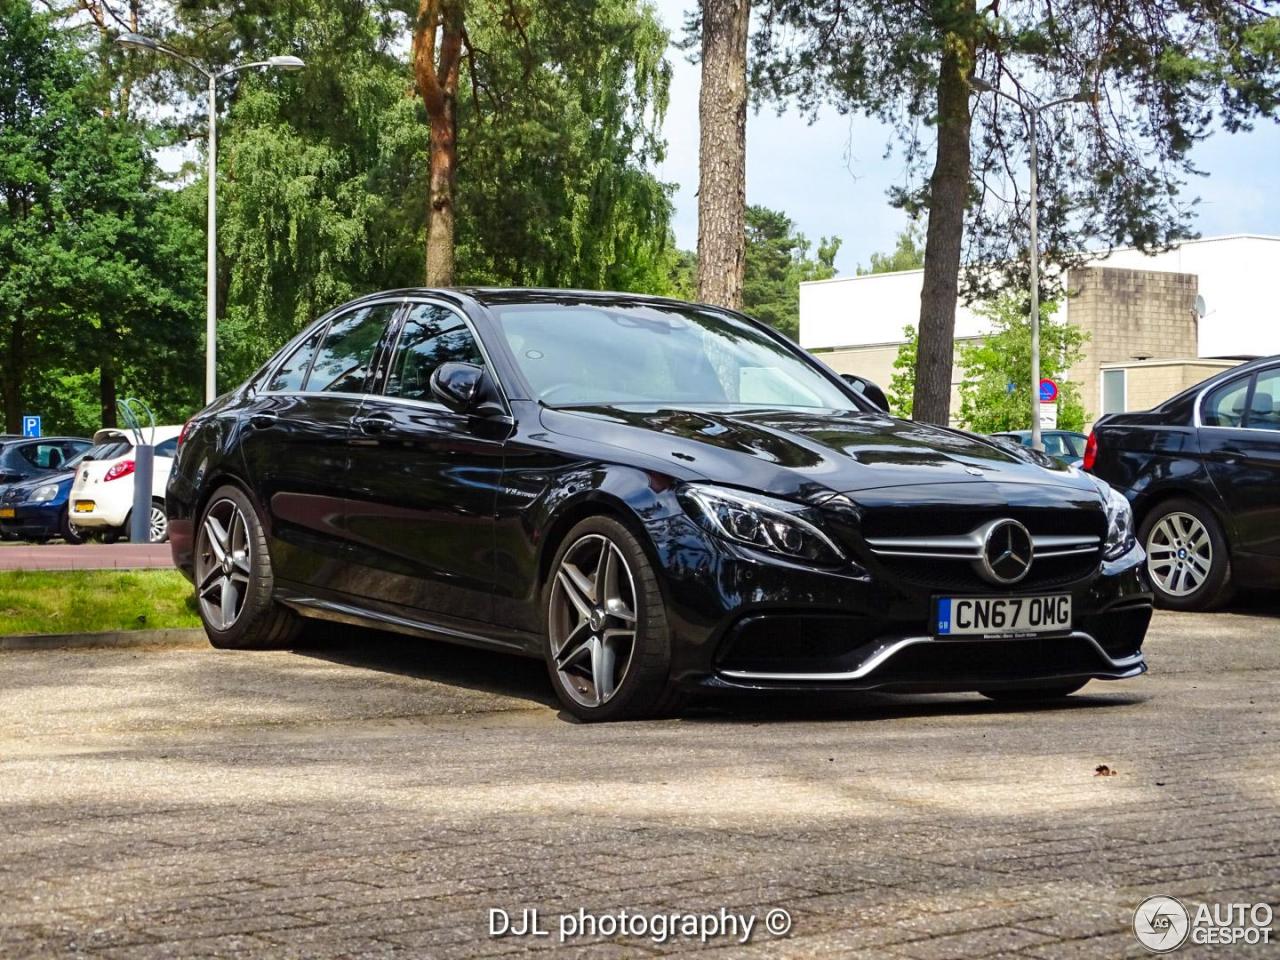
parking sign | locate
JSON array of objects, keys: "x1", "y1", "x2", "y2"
[{"x1": 21, "y1": 415, "x2": 41, "y2": 438}]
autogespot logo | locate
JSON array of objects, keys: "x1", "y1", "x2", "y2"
[{"x1": 1134, "y1": 896, "x2": 1191, "y2": 953}]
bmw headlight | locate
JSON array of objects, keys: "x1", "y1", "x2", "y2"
[
  {"x1": 30, "y1": 484, "x2": 60, "y2": 504},
  {"x1": 1102, "y1": 484, "x2": 1135, "y2": 560},
  {"x1": 680, "y1": 484, "x2": 845, "y2": 564}
]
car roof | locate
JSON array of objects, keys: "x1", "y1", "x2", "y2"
[{"x1": 340, "y1": 286, "x2": 723, "y2": 313}]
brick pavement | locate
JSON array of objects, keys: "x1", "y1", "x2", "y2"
[{"x1": 1, "y1": 607, "x2": 1277, "y2": 958}]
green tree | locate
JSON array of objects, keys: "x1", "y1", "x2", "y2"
[
  {"x1": 957, "y1": 294, "x2": 1088, "y2": 433},
  {"x1": 888, "y1": 325, "x2": 918, "y2": 419},
  {"x1": 0, "y1": 0, "x2": 201, "y2": 434},
  {"x1": 752, "y1": 0, "x2": 1280, "y2": 426},
  {"x1": 739, "y1": 205, "x2": 839, "y2": 339},
  {"x1": 857, "y1": 226, "x2": 925, "y2": 276}
]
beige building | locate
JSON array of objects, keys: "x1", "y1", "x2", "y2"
[{"x1": 800, "y1": 235, "x2": 1276, "y2": 428}]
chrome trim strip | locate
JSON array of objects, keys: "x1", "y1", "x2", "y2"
[
  {"x1": 866, "y1": 530, "x2": 1099, "y2": 561},
  {"x1": 718, "y1": 630, "x2": 1143, "y2": 682}
]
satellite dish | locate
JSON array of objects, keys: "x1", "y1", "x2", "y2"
[{"x1": 1194, "y1": 294, "x2": 1207, "y2": 318}]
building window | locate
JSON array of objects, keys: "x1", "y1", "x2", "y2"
[{"x1": 1102, "y1": 369, "x2": 1127, "y2": 415}]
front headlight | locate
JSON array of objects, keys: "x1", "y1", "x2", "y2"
[
  {"x1": 1102, "y1": 484, "x2": 1135, "y2": 560},
  {"x1": 30, "y1": 484, "x2": 60, "y2": 504},
  {"x1": 680, "y1": 484, "x2": 845, "y2": 564}
]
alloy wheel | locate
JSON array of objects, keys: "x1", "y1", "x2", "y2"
[
  {"x1": 196, "y1": 498, "x2": 252, "y2": 630},
  {"x1": 548, "y1": 533, "x2": 638, "y2": 708},
  {"x1": 149, "y1": 504, "x2": 168, "y2": 543},
  {"x1": 1146, "y1": 511, "x2": 1212, "y2": 597}
]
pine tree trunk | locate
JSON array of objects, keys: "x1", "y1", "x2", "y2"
[
  {"x1": 696, "y1": 0, "x2": 749, "y2": 310},
  {"x1": 413, "y1": 0, "x2": 464, "y2": 287},
  {"x1": 912, "y1": 18, "x2": 975, "y2": 426},
  {"x1": 426, "y1": 101, "x2": 457, "y2": 287},
  {"x1": 2, "y1": 319, "x2": 22, "y2": 434}
]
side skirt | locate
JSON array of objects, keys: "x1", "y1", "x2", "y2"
[{"x1": 276, "y1": 592, "x2": 541, "y2": 658}]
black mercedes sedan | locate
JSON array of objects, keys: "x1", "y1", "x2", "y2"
[
  {"x1": 168, "y1": 289, "x2": 1151, "y2": 721},
  {"x1": 1086, "y1": 355, "x2": 1280, "y2": 610}
]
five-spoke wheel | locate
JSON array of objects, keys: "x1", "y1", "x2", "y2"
[
  {"x1": 196, "y1": 497, "x2": 252, "y2": 631},
  {"x1": 548, "y1": 533, "x2": 638, "y2": 709},
  {"x1": 194, "y1": 484, "x2": 300, "y2": 649},
  {"x1": 542, "y1": 516, "x2": 677, "y2": 721}
]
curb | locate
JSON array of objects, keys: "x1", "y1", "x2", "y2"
[{"x1": 0, "y1": 628, "x2": 207, "y2": 652}]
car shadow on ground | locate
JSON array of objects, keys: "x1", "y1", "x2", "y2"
[
  {"x1": 287, "y1": 622, "x2": 1150, "y2": 725},
  {"x1": 291, "y1": 622, "x2": 560, "y2": 708}
]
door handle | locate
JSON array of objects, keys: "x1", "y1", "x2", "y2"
[
  {"x1": 355, "y1": 413, "x2": 395, "y2": 435},
  {"x1": 248, "y1": 412, "x2": 278, "y2": 429}
]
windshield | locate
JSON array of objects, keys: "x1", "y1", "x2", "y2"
[
  {"x1": 77, "y1": 440, "x2": 130, "y2": 465},
  {"x1": 490, "y1": 302, "x2": 856, "y2": 409}
]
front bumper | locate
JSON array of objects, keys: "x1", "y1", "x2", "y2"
[
  {"x1": 647, "y1": 514, "x2": 1152, "y2": 694},
  {"x1": 0, "y1": 501, "x2": 65, "y2": 539}
]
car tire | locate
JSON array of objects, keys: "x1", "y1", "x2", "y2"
[
  {"x1": 1138, "y1": 497, "x2": 1234, "y2": 611},
  {"x1": 541, "y1": 515, "x2": 683, "y2": 722},
  {"x1": 980, "y1": 680, "x2": 1088, "y2": 702},
  {"x1": 101, "y1": 528, "x2": 122, "y2": 544},
  {"x1": 122, "y1": 499, "x2": 170, "y2": 544},
  {"x1": 195, "y1": 484, "x2": 301, "y2": 650},
  {"x1": 59, "y1": 508, "x2": 85, "y2": 545}
]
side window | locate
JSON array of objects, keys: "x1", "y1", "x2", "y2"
[
  {"x1": 154, "y1": 437, "x2": 179, "y2": 458},
  {"x1": 1202, "y1": 376, "x2": 1252, "y2": 428},
  {"x1": 305, "y1": 303, "x2": 399, "y2": 394},
  {"x1": 20, "y1": 443, "x2": 63, "y2": 469},
  {"x1": 385, "y1": 304, "x2": 484, "y2": 404},
  {"x1": 1246, "y1": 369, "x2": 1280, "y2": 431},
  {"x1": 267, "y1": 328, "x2": 324, "y2": 393}
]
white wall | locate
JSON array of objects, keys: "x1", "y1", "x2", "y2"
[
  {"x1": 799, "y1": 235, "x2": 1280, "y2": 358},
  {"x1": 1093, "y1": 236, "x2": 1280, "y2": 357}
]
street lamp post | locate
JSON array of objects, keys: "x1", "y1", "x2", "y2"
[
  {"x1": 115, "y1": 33, "x2": 304, "y2": 406},
  {"x1": 970, "y1": 77, "x2": 1092, "y2": 452}
]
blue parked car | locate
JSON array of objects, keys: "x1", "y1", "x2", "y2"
[{"x1": 0, "y1": 437, "x2": 129, "y2": 543}]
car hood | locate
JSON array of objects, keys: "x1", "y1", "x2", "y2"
[
  {"x1": 1, "y1": 469, "x2": 74, "y2": 502},
  {"x1": 542, "y1": 405, "x2": 1099, "y2": 502}
]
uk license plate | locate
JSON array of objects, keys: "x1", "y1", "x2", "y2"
[
  {"x1": 74, "y1": 500, "x2": 95, "y2": 513},
  {"x1": 936, "y1": 595, "x2": 1072, "y2": 637},
  {"x1": 0, "y1": 507, "x2": 14, "y2": 519}
]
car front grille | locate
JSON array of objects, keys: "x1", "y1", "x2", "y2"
[{"x1": 860, "y1": 508, "x2": 1105, "y2": 593}]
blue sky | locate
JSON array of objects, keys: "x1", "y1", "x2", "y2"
[{"x1": 650, "y1": 0, "x2": 1280, "y2": 276}]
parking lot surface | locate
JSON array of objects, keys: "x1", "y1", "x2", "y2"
[{"x1": 2, "y1": 605, "x2": 1277, "y2": 959}]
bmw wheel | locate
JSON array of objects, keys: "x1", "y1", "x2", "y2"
[
  {"x1": 195, "y1": 484, "x2": 300, "y2": 650},
  {"x1": 1139, "y1": 498, "x2": 1233, "y2": 611},
  {"x1": 542, "y1": 516, "x2": 681, "y2": 722}
]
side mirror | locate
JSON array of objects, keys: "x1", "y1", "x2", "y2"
[
  {"x1": 430, "y1": 362, "x2": 485, "y2": 413},
  {"x1": 840, "y1": 373, "x2": 889, "y2": 413}
]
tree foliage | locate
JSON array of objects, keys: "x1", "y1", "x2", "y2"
[
  {"x1": 888, "y1": 325, "x2": 919, "y2": 419},
  {"x1": 0, "y1": 0, "x2": 201, "y2": 434},
  {"x1": 957, "y1": 294, "x2": 1088, "y2": 433},
  {"x1": 750, "y1": 0, "x2": 1280, "y2": 423},
  {"x1": 740, "y1": 205, "x2": 838, "y2": 340},
  {"x1": 857, "y1": 227, "x2": 925, "y2": 276}
]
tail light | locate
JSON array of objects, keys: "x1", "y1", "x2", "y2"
[
  {"x1": 104, "y1": 459, "x2": 135, "y2": 482},
  {"x1": 1082, "y1": 431, "x2": 1098, "y2": 472},
  {"x1": 178, "y1": 418, "x2": 195, "y2": 449}
]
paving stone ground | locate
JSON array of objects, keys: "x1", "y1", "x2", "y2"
[{"x1": 1, "y1": 602, "x2": 1277, "y2": 958}]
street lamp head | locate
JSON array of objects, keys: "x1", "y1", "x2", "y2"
[
  {"x1": 115, "y1": 32, "x2": 160, "y2": 52},
  {"x1": 267, "y1": 55, "x2": 306, "y2": 71}
]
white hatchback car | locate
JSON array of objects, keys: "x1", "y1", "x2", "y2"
[{"x1": 68, "y1": 425, "x2": 183, "y2": 543}]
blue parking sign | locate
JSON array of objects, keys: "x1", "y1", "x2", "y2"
[{"x1": 22, "y1": 415, "x2": 40, "y2": 438}]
